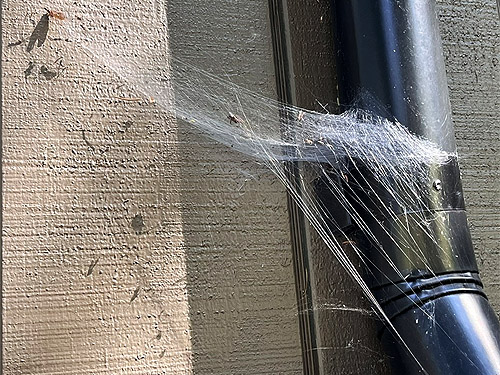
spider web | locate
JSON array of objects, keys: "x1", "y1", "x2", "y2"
[{"x1": 58, "y1": 7, "x2": 475, "y2": 374}]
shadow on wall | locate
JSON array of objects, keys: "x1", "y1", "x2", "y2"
[
  {"x1": 167, "y1": 0, "x2": 304, "y2": 373},
  {"x1": 176, "y1": 122, "x2": 303, "y2": 374}
]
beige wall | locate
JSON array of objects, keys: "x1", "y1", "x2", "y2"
[
  {"x1": 2, "y1": 0, "x2": 302, "y2": 373},
  {"x1": 2, "y1": 1, "x2": 194, "y2": 373}
]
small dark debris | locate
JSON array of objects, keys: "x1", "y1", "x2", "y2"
[
  {"x1": 24, "y1": 62, "x2": 35, "y2": 80},
  {"x1": 8, "y1": 40, "x2": 24, "y2": 48},
  {"x1": 86, "y1": 257, "x2": 99, "y2": 276},
  {"x1": 155, "y1": 331, "x2": 162, "y2": 340},
  {"x1": 159, "y1": 349, "x2": 166, "y2": 359},
  {"x1": 40, "y1": 65, "x2": 57, "y2": 80},
  {"x1": 131, "y1": 214, "x2": 145, "y2": 234},
  {"x1": 119, "y1": 120, "x2": 133, "y2": 133},
  {"x1": 130, "y1": 286, "x2": 141, "y2": 302},
  {"x1": 48, "y1": 37, "x2": 71, "y2": 42}
]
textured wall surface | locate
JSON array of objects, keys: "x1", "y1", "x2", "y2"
[
  {"x1": 2, "y1": 0, "x2": 302, "y2": 374},
  {"x1": 2, "y1": 0, "x2": 498, "y2": 375},
  {"x1": 2, "y1": 1, "x2": 194, "y2": 374}
]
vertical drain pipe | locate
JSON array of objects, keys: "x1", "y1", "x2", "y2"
[{"x1": 329, "y1": 1, "x2": 500, "y2": 374}]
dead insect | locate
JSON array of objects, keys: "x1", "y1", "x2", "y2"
[
  {"x1": 45, "y1": 9, "x2": 66, "y2": 21},
  {"x1": 227, "y1": 112, "x2": 243, "y2": 125},
  {"x1": 304, "y1": 138, "x2": 314, "y2": 146},
  {"x1": 297, "y1": 110, "x2": 305, "y2": 122}
]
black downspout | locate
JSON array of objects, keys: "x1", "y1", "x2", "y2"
[{"x1": 329, "y1": 1, "x2": 500, "y2": 374}]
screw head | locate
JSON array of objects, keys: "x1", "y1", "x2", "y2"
[{"x1": 433, "y1": 179, "x2": 442, "y2": 191}]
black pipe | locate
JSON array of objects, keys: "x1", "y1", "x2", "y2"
[{"x1": 328, "y1": 1, "x2": 500, "y2": 373}]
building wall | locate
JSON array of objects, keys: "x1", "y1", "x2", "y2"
[
  {"x1": 2, "y1": 0, "x2": 302, "y2": 374},
  {"x1": 2, "y1": 1, "x2": 195, "y2": 373},
  {"x1": 2, "y1": 1, "x2": 498, "y2": 375}
]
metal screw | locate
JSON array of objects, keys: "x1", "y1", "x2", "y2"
[{"x1": 433, "y1": 179, "x2": 442, "y2": 191}]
